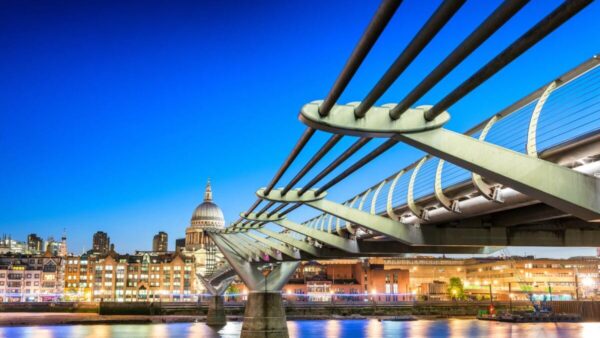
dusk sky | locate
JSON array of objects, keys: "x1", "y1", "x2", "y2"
[{"x1": 1, "y1": 0, "x2": 599, "y2": 257}]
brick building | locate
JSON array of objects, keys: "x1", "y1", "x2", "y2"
[{"x1": 64, "y1": 251, "x2": 196, "y2": 302}]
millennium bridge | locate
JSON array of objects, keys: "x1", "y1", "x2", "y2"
[{"x1": 196, "y1": 1, "x2": 600, "y2": 337}]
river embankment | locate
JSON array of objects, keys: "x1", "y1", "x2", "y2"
[{"x1": 0, "y1": 313, "x2": 202, "y2": 326}]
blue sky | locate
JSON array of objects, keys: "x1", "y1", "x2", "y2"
[{"x1": 1, "y1": 0, "x2": 599, "y2": 257}]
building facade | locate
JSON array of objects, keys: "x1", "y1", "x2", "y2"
[
  {"x1": 64, "y1": 251, "x2": 196, "y2": 302},
  {"x1": 92, "y1": 231, "x2": 110, "y2": 254},
  {"x1": 0, "y1": 235, "x2": 27, "y2": 254},
  {"x1": 0, "y1": 254, "x2": 64, "y2": 302},
  {"x1": 27, "y1": 234, "x2": 43, "y2": 254},
  {"x1": 227, "y1": 257, "x2": 600, "y2": 302},
  {"x1": 152, "y1": 231, "x2": 168, "y2": 252},
  {"x1": 183, "y1": 180, "x2": 225, "y2": 277},
  {"x1": 463, "y1": 256, "x2": 600, "y2": 301},
  {"x1": 280, "y1": 260, "x2": 411, "y2": 303},
  {"x1": 175, "y1": 238, "x2": 186, "y2": 251}
]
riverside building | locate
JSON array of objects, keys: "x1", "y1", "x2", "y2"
[
  {"x1": 64, "y1": 251, "x2": 196, "y2": 302},
  {"x1": 0, "y1": 253, "x2": 64, "y2": 302},
  {"x1": 228, "y1": 256, "x2": 600, "y2": 302},
  {"x1": 62, "y1": 180, "x2": 227, "y2": 302}
]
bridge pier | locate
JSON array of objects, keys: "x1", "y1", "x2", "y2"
[
  {"x1": 242, "y1": 291, "x2": 288, "y2": 338},
  {"x1": 206, "y1": 295, "x2": 226, "y2": 326},
  {"x1": 209, "y1": 232, "x2": 299, "y2": 338},
  {"x1": 196, "y1": 266, "x2": 237, "y2": 327}
]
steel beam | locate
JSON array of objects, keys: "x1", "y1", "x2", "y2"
[
  {"x1": 306, "y1": 197, "x2": 425, "y2": 245},
  {"x1": 396, "y1": 128, "x2": 600, "y2": 221},
  {"x1": 219, "y1": 233, "x2": 258, "y2": 261},
  {"x1": 236, "y1": 233, "x2": 283, "y2": 261},
  {"x1": 227, "y1": 234, "x2": 264, "y2": 261},
  {"x1": 418, "y1": 221, "x2": 600, "y2": 247},
  {"x1": 245, "y1": 232, "x2": 301, "y2": 260},
  {"x1": 274, "y1": 219, "x2": 360, "y2": 253},
  {"x1": 255, "y1": 229, "x2": 497, "y2": 258},
  {"x1": 256, "y1": 228, "x2": 322, "y2": 257}
]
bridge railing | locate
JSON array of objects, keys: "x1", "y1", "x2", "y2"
[{"x1": 302, "y1": 59, "x2": 600, "y2": 231}]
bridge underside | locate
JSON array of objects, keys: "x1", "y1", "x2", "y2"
[{"x1": 199, "y1": 1, "x2": 599, "y2": 336}]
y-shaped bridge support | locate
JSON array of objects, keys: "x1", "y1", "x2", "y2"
[
  {"x1": 197, "y1": 267, "x2": 236, "y2": 326},
  {"x1": 209, "y1": 232, "x2": 299, "y2": 338}
]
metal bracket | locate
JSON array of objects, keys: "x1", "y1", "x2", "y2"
[
  {"x1": 386, "y1": 170, "x2": 405, "y2": 221},
  {"x1": 407, "y1": 157, "x2": 430, "y2": 220},
  {"x1": 527, "y1": 81, "x2": 558, "y2": 157},
  {"x1": 370, "y1": 180, "x2": 386, "y2": 215},
  {"x1": 241, "y1": 212, "x2": 285, "y2": 222},
  {"x1": 300, "y1": 101, "x2": 450, "y2": 137},
  {"x1": 471, "y1": 115, "x2": 504, "y2": 202},
  {"x1": 257, "y1": 188, "x2": 326, "y2": 203},
  {"x1": 434, "y1": 159, "x2": 461, "y2": 213}
]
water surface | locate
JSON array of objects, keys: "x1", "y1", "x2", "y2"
[{"x1": 0, "y1": 319, "x2": 599, "y2": 337}]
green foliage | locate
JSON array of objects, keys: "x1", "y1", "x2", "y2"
[
  {"x1": 225, "y1": 284, "x2": 240, "y2": 295},
  {"x1": 520, "y1": 284, "x2": 533, "y2": 293},
  {"x1": 447, "y1": 277, "x2": 465, "y2": 300}
]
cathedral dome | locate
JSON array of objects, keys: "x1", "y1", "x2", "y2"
[{"x1": 190, "y1": 180, "x2": 225, "y2": 228}]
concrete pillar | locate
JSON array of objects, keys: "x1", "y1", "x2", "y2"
[
  {"x1": 206, "y1": 295, "x2": 226, "y2": 326},
  {"x1": 241, "y1": 291, "x2": 288, "y2": 338},
  {"x1": 209, "y1": 234, "x2": 300, "y2": 338}
]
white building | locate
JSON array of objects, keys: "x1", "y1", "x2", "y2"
[{"x1": 0, "y1": 254, "x2": 64, "y2": 302}]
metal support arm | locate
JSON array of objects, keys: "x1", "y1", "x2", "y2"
[
  {"x1": 397, "y1": 128, "x2": 600, "y2": 221},
  {"x1": 274, "y1": 219, "x2": 360, "y2": 253}
]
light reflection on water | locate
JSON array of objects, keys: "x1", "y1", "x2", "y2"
[{"x1": 0, "y1": 320, "x2": 599, "y2": 338}]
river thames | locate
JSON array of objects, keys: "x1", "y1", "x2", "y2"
[{"x1": 0, "y1": 319, "x2": 599, "y2": 338}]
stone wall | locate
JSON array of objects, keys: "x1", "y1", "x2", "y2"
[
  {"x1": 548, "y1": 301, "x2": 600, "y2": 321},
  {"x1": 0, "y1": 302, "x2": 98, "y2": 313}
]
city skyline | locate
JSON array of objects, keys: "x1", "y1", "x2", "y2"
[{"x1": 2, "y1": 0, "x2": 600, "y2": 256}]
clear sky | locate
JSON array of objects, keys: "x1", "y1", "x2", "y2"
[{"x1": 1, "y1": 0, "x2": 599, "y2": 257}]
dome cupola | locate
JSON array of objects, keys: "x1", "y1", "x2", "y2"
[{"x1": 190, "y1": 179, "x2": 225, "y2": 228}]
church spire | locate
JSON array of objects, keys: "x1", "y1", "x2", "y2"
[{"x1": 204, "y1": 178, "x2": 212, "y2": 202}]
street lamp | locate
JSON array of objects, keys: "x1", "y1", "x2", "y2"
[
  {"x1": 582, "y1": 277, "x2": 595, "y2": 299},
  {"x1": 582, "y1": 277, "x2": 594, "y2": 287}
]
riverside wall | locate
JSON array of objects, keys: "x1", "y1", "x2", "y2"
[{"x1": 1, "y1": 301, "x2": 599, "y2": 321}]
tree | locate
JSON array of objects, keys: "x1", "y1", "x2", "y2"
[
  {"x1": 225, "y1": 284, "x2": 240, "y2": 295},
  {"x1": 448, "y1": 277, "x2": 465, "y2": 300},
  {"x1": 520, "y1": 284, "x2": 533, "y2": 293}
]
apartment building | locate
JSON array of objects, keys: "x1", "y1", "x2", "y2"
[
  {"x1": 0, "y1": 254, "x2": 64, "y2": 302},
  {"x1": 64, "y1": 251, "x2": 196, "y2": 302}
]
